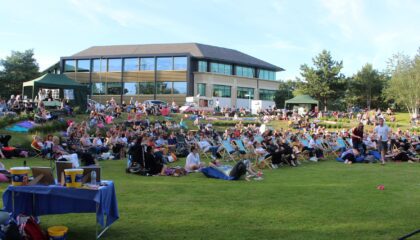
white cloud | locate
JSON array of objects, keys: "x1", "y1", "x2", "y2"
[{"x1": 319, "y1": 0, "x2": 366, "y2": 40}]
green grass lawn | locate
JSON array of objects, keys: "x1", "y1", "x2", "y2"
[{"x1": 0, "y1": 158, "x2": 419, "y2": 240}]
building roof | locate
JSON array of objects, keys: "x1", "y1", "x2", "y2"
[{"x1": 70, "y1": 43, "x2": 284, "y2": 71}]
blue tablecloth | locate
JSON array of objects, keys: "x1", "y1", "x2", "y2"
[{"x1": 2, "y1": 181, "x2": 119, "y2": 227}]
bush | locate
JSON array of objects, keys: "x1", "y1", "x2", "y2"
[
  {"x1": 29, "y1": 119, "x2": 68, "y2": 134},
  {"x1": 212, "y1": 120, "x2": 261, "y2": 127},
  {"x1": 0, "y1": 114, "x2": 34, "y2": 129}
]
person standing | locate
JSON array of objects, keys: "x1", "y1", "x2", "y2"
[
  {"x1": 374, "y1": 118, "x2": 390, "y2": 165},
  {"x1": 351, "y1": 122, "x2": 364, "y2": 154}
]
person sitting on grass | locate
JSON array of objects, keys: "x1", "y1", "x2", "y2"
[
  {"x1": 185, "y1": 146, "x2": 205, "y2": 172},
  {"x1": 144, "y1": 146, "x2": 166, "y2": 175},
  {"x1": 341, "y1": 148, "x2": 360, "y2": 164},
  {"x1": 385, "y1": 147, "x2": 419, "y2": 163}
]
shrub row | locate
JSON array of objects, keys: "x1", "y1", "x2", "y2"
[
  {"x1": 212, "y1": 120, "x2": 261, "y2": 127},
  {"x1": 29, "y1": 119, "x2": 68, "y2": 134},
  {"x1": 317, "y1": 123, "x2": 344, "y2": 129},
  {"x1": 0, "y1": 114, "x2": 34, "y2": 129}
]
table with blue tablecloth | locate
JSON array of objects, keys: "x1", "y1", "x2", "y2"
[{"x1": 2, "y1": 181, "x2": 119, "y2": 239}]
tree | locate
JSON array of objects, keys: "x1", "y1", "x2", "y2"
[
  {"x1": 0, "y1": 49, "x2": 39, "y2": 98},
  {"x1": 385, "y1": 49, "x2": 420, "y2": 118},
  {"x1": 346, "y1": 63, "x2": 386, "y2": 109},
  {"x1": 296, "y1": 50, "x2": 345, "y2": 111},
  {"x1": 274, "y1": 80, "x2": 297, "y2": 108}
]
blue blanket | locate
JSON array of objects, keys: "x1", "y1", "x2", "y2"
[
  {"x1": 201, "y1": 167, "x2": 235, "y2": 181},
  {"x1": 5, "y1": 125, "x2": 29, "y2": 132}
]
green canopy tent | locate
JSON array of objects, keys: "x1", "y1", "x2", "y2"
[
  {"x1": 284, "y1": 95, "x2": 319, "y2": 110},
  {"x1": 22, "y1": 73, "x2": 88, "y2": 111}
]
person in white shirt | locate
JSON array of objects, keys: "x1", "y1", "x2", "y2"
[
  {"x1": 308, "y1": 134, "x2": 323, "y2": 162},
  {"x1": 374, "y1": 118, "x2": 390, "y2": 164},
  {"x1": 185, "y1": 146, "x2": 205, "y2": 172}
]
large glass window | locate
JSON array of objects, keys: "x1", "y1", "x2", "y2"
[
  {"x1": 259, "y1": 89, "x2": 276, "y2": 101},
  {"x1": 138, "y1": 82, "x2": 155, "y2": 94},
  {"x1": 140, "y1": 58, "x2": 154, "y2": 71},
  {"x1": 124, "y1": 58, "x2": 139, "y2": 72},
  {"x1": 213, "y1": 85, "x2": 231, "y2": 98},
  {"x1": 174, "y1": 57, "x2": 187, "y2": 70},
  {"x1": 77, "y1": 60, "x2": 90, "y2": 72},
  {"x1": 198, "y1": 61, "x2": 207, "y2": 72},
  {"x1": 236, "y1": 66, "x2": 254, "y2": 78},
  {"x1": 107, "y1": 82, "x2": 122, "y2": 95},
  {"x1": 210, "y1": 62, "x2": 232, "y2": 75},
  {"x1": 258, "y1": 69, "x2": 276, "y2": 80},
  {"x1": 108, "y1": 59, "x2": 122, "y2": 72},
  {"x1": 92, "y1": 59, "x2": 107, "y2": 72},
  {"x1": 156, "y1": 82, "x2": 172, "y2": 94},
  {"x1": 123, "y1": 82, "x2": 138, "y2": 95},
  {"x1": 64, "y1": 60, "x2": 76, "y2": 72},
  {"x1": 173, "y1": 82, "x2": 187, "y2": 94},
  {"x1": 197, "y1": 83, "x2": 206, "y2": 96},
  {"x1": 157, "y1": 57, "x2": 173, "y2": 71},
  {"x1": 92, "y1": 83, "x2": 106, "y2": 95},
  {"x1": 237, "y1": 87, "x2": 254, "y2": 99}
]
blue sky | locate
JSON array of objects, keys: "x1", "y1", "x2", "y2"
[{"x1": 0, "y1": 0, "x2": 419, "y2": 80}]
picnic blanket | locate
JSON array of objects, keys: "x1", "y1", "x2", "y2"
[
  {"x1": 16, "y1": 121, "x2": 36, "y2": 128},
  {"x1": 5, "y1": 125, "x2": 30, "y2": 133},
  {"x1": 5, "y1": 121, "x2": 36, "y2": 133}
]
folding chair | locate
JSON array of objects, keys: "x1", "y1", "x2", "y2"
[
  {"x1": 221, "y1": 140, "x2": 239, "y2": 162},
  {"x1": 254, "y1": 136, "x2": 264, "y2": 144},
  {"x1": 31, "y1": 142, "x2": 42, "y2": 158},
  {"x1": 233, "y1": 139, "x2": 249, "y2": 157},
  {"x1": 254, "y1": 155, "x2": 273, "y2": 169}
]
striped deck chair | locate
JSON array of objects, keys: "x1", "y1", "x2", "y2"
[
  {"x1": 317, "y1": 138, "x2": 335, "y2": 157},
  {"x1": 221, "y1": 140, "x2": 239, "y2": 162},
  {"x1": 233, "y1": 139, "x2": 248, "y2": 154}
]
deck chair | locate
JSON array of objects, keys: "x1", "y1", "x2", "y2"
[
  {"x1": 254, "y1": 155, "x2": 273, "y2": 169},
  {"x1": 254, "y1": 136, "x2": 264, "y2": 143},
  {"x1": 233, "y1": 139, "x2": 249, "y2": 156},
  {"x1": 31, "y1": 142, "x2": 42, "y2": 158},
  {"x1": 221, "y1": 140, "x2": 239, "y2": 162},
  {"x1": 196, "y1": 141, "x2": 212, "y2": 160},
  {"x1": 316, "y1": 139, "x2": 334, "y2": 157}
]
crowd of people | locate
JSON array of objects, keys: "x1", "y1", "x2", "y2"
[{"x1": 0, "y1": 94, "x2": 418, "y2": 182}]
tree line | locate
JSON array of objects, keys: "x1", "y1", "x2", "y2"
[{"x1": 274, "y1": 48, "x2": 419, "y2": 116}]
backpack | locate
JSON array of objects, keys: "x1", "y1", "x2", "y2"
[
  {"x1": 18, "y1": 216, "x2": 47, "y2": 240},
  {"x1": 229, "y1": 161, "x2": 247, "y2": 180}
]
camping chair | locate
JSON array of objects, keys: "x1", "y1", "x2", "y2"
[{"x1": 221, "y1": 140, "x2": 239, "y2": 162}]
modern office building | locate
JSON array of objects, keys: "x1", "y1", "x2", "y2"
[{"x1": 60, "y1": 43, "x2": 284, "y2": 108}]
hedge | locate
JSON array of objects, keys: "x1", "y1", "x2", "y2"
[
  {"x1": 29, "y1": 119, "x2": 68, "y2": 134},
  {"x1": 211, "y1": 120, "x2": 261, "y2": 127}
]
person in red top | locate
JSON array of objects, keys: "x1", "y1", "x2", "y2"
[{"x1": 351, "y1": 122, "x2": 364, "y2": 154}]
